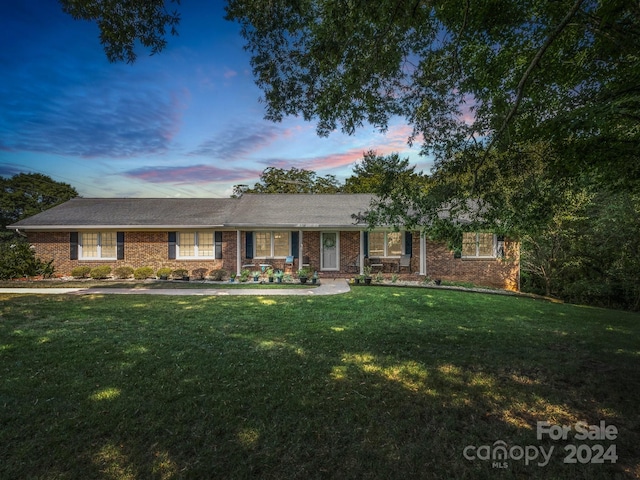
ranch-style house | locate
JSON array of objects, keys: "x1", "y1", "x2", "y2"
[{"x1": 7, "y1": 194, "x2": 520, "y2": 290}]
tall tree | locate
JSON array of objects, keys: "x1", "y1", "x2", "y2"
[
  {"x1": 232, "y1": 167, "x2": 341, "y2": 195},
  {"x1": 1, "y1": 173, "x2": 78, "y2": 239},
  {"x1": 343, "y1": 151, "x2": 424, "y2": 194}
]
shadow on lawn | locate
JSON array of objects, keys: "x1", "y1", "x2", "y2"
[{"x1": 0, "y1": 293, "x2": 638, "y2": 479}]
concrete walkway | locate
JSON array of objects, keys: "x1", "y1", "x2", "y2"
[{"x1": 0, "y1": 279, "x2": 351, "y2": 296}]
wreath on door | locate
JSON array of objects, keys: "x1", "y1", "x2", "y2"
[{"x1": 323, "y1": 237, "x2": 336, "y2": 248}]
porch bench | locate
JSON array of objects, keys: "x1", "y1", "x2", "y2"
[{"x1": 367, "y1": 257, "x2": 384, "y2": 271}]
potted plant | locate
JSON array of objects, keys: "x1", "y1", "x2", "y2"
[
  {"x1": 266, "y1": 267, "x2": 274, "y2": 283},
  {"x1": 297, "y1": 267, "x2": 311, "y2": 284},
  {"x1": 239, "y1": 269, "x2": 250, "y2": 282},
  {"x1": 363, "y1": 266, "x2": 372, "y2": 285},
  {"x1": 156, "y1": 267, "x2": 172, "y2": 280},
  {"x1": 311, "y1": 271, "x2": 319, "y2": 284},
  {"x1": 252, "y1": 271, "x2": 260, "y2": 282},
  {"x1": 274, "y1": 270, "x2": 284, "y2": 283},
  {"x1": 229, "y1": 272, "x2": 236, "y2": 283}
]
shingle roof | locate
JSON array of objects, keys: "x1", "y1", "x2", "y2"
[
  {"x1": 228, "y1": 194, "x2": 373, "y2": 228},
  {"x1": 8, "y1": 198, "x2": 235, "y2": 229},
  {"x1": 8, "y1": 194, "x2": 375, "y2": 230}
]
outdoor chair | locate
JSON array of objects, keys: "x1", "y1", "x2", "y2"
[
  {"x1": 398, "y1": 253, "x2": 411, "y2": 273},
  {"x1": 284, "y1": 255, "x2": 295, "y2": 272}
]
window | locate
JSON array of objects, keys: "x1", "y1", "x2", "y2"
[
  {"x1": 79, "y1": 232, "x2": 116, "y2": 259},
  {"x1": 462, "y1": 233, "x2": 496, "y2": 258},
  {"x1": 254, "y1": 231, "x2": 291, "y2": 257},
  {"x1": 177, "y1": 231, "x2": 216, "y2": 258},
  {"x1": 368, "y1": 231, "x2": 403, "y2": 257}
]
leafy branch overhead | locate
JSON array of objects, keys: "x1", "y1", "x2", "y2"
[
  {"x1": 226, "y1": 0, "x2": 638, "y2": 183},
  {"x1": 60, "y1": 0, "x2": 181, "y2": 63}
]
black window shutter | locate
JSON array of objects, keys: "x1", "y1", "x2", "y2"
[
  {"x1": 363, "y1": 231, "x2": 369, "y2": 257},
  {"x1": 117, "y1": 232, "x2": 125, "y2": 260},
  {"x1": 245, "y1": 232, "x2": 253, "y2": 259},
  {"x1": 70, "y1": 232, "x2": 78, "y2": 260},
  {"x1": 291, "y1": 231, "x2": 299, "y2": 258},
  {"x1": 405, "y1": 231, "x2": 413, "y2": 256},
  {"x1": 215, "y1": 231, "x2": 223, "y2": 259},
  {"x1": 168, "y1": 232, "x2": 176, "y2": 259}
]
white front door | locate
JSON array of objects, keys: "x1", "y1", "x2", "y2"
[{"x1": 321, "y1": 232, "x2": 338, "y2": 270}]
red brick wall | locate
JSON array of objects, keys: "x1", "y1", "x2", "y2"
[
  {"x1": 26, "y1": 230, "x2": 519, "y2": 289},
  {"x1": 27, "y1": 231, "x2": 234, "y2": 277},
  {"x1": 426, "y1": 238, "x2": 520, "y2": 290}
]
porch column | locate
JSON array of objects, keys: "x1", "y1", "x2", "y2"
[
  {"x1": 236, "y1": 230, "x2": 241, "y2": 276},
  {"x1": 420, "y1": 233, "x2": 427, "y2": 276},
  {"x1": 299, "y1": 230, "x2": 303, "y2": 270},
  {"x1": 359, "y1": 231, "x2": 365, "y2": 276}
]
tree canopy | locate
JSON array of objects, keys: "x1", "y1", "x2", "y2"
[
  {"x1": 1, "y1": 173, "x2": 78, "y2": 238},
  {"x1": 232, "y1": 166, "x2": 341, "y2": 196},
  {"x1": 225, "y1": 0, "x2": 640, "y2": 188}
]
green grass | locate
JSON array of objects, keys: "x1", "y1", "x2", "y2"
[{"x1": 1, "y1": 288, "x2": 638, "y2": 479}]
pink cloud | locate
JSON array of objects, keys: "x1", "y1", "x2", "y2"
[{"x1": 124, "y1": 164, "x2": 261, "y2": 185}]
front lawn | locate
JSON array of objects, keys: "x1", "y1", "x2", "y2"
[{"x1": 1, "y1": 288, "x2": 638, "y2": 479}]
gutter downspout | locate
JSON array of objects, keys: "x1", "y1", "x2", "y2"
[{"x1": 15, "y1": 228, "x2": 27, "y2": 238}]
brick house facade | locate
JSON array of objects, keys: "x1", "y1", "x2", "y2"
[{"x1": 10, "y1": 195, "x2": 520, "y2": 290}]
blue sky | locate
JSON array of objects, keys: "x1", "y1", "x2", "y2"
[{"x1": 0, "y1": 1, "x2": 430, "y2": 198}]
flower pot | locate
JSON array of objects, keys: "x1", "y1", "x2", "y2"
[
  {"x1": 276, "y1": 277, "x2": 282, "y2": 283},
  {"x1": 435, "y1": 279, "x2": 441, "y2": 285},
  {"x1": 364, "y1": 277, "x2": 372, "y2": 285},
  {"x1": 312, "y1": 278, "x2": 317, "y2": 284},
  {"x1": 268, "y1": 277, "x2": 274, "y2": 283},
  {"x1": 354, "y1": 278, "x2": 360, "y2": 284},
  {"x1": 299, "y1": 277, "x2": 308, "y2": 284}
]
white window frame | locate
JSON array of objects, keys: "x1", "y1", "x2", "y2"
[
  {"x1": 461, "y1": 232, "x2": 497, "y2": 259},
  {"x1": 177, "y1": 230, "x2": 216, "y2": 259},
  {"x1": 254, "y1": 231, "x2": 291, "y2": 258},
  {"x1": 368, "y1": 231, "x2": 404, "y2": 258},
  {"x1": 79, "y1": 231, "x2": 117, "y2": 260}
]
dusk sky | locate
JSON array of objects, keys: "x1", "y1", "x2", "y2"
[{"x1": 0, "y1": 1, "x2": 430, "y2": 198}]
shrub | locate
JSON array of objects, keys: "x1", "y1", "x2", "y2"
[
  {"x1": 71, "y1": 266, "x2": 92, "y2": 279},
  {"x1": 133, "y1": 266, "x2": 154, "y2": 280},
  {"x1": 156, "y1": 267, "x2": 173, "y2": 278},
  {"x1": 0, "y1": 241, "x2": 54, "y2": 279},
  {"x1": 208, "y1": 269, "x2": 227, "y2": 281},
  {"x1": 172, "y1": 269, "x2": 188, "y2": 279},
  {"x1": 89, "y1": 265, "x2": 111, "y2": 279},
  {"x1": 191, "y1": 267, "x2": 208, "y2": 280},
  {"x1": 113, "y1": 266, "x2": 134, "y2": 279}
]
